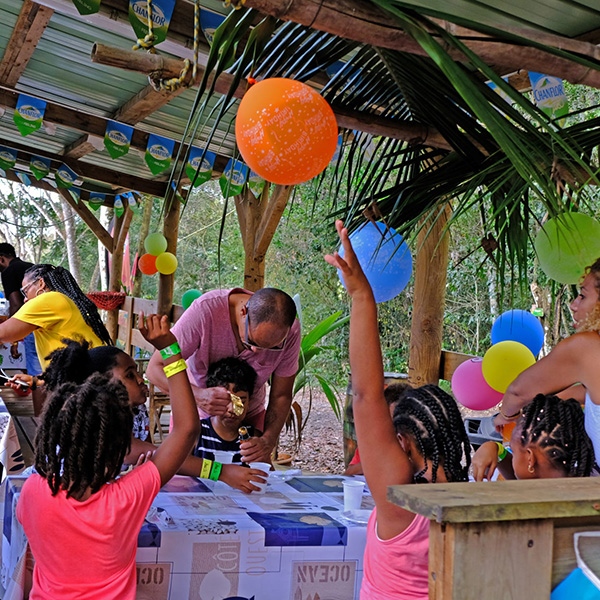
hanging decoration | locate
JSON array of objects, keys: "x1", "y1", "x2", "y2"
[
  {"x1": 88, "y1": 192, "x2": 105, "y2": 210},
  {"x1": 186, "y1": 147, "x2": 215, "y2": 187},
  {"x1": 30, "y1": 155, "x2": 51, "y2": 180},
  {"x1": 491, "y1": 309, "x2": 545, "y2": 356},
  {"x1": 13, "y1": 94, "x2": 46, "y2": 137},
  {"x1": 72, "y1": 0, "x2": 101, "y2": 16},
  {"x1": 125, "y1": 191, "x2": 140, "y2": 214},
  {"x1": 219, "y1": 159, "x2": 247, "y2": 198},
  {"x1": 16, "y1": 172, "x2": 31, "y2": 186},
  {"x1": 534, "y1": 213, "x2": 600, "y2": 284},
  {"x1": 138, "y1": 253, "x2": 158, "y2": 275},
  {"x1": 182, "y1": 289, "x2": 202, "y2": 309},
  {"x1": 235, "y1": 78, "x2": 338, "y2": 185},
  {"x1": 104, "y1": 120, "x2": 133, "y2": 159},
  {"x1": 114, "y1": 195, "x2": 125, "y2": 218},
  {"x1": 481, "y1": 341, "x2": 536, "y2": 393},
  {"x1": 155, "y1": 252, "x2": 178, "y2": 275},
  {"x1": 199, "y1": 9, "x2": 225, "y2": 45},
  {"x1": 70, "y1": 188, "x2": 81, "y2": 204},
  {"x1": 129, "y1": 0, "x2": 175, "y2": 48},
  {"x1": 248, "y1": 171, "x2": 265, "y2": 196},
  {"x1": 528, "y1": 72, "x2": 569, "y2": 124},
  {"x1": 145, "y1": 134, "x2": 174, "y2": 175},
  {"x1": 144, "y1": 233, "x2": 168, "y2": 256},
  {"x1": 55, "y1": 163, "x2": 78, "y2": 189},
  {"x1": 451, "y1": 358, "x2": 503, "y2": 411},
  {"x1": 0, "y1": 147, "x2": 17, "y2": 171}
]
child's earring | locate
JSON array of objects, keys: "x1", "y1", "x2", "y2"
[{"x1": 528, "y1": 463, "x2": 534, "y2": 474}]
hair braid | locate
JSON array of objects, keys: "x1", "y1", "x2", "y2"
[
  {"x1": 25, "y1": 264, "x2": 112, "y2": 346},
  {"x1": 519, "y1": 394, "x2": 594, "y2": 477},
  {"x1": 34, "y1": 373, "x2": 133, "y2": 499},
  {"x1": 393, "y1": 384, "x2": 470, "y2": 483}
]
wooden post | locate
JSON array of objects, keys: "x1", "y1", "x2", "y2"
[
  {"x1": 105, "y1": 206, "x2": 134, "y2": 342},
  {"x1": 234, "y1": 183, "x2": 293, "y2": 291},
  {"x1": 408, "y1": 204, "x2": 451, "y2": 386},
  {"x1": 157, "y1": 195, "x2": 181, "y2": 315}
]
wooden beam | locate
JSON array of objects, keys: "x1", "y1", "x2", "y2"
[
  {"x1": 114, "y1": 84, "x2": 188, "y2": 125},
  {"x1": 0, "y1": 87, "x2": 231, "y2": 175},
  {"x1": 56, "y1": 187, "x2": 114, "y2": 252},
  {"x1": 219, "y1": 0, "x2": 600, "y2": 89},
  {"x1": 0, "y1": 136, "x2": 168, "y2": 196},
  {"x1": 157, "y1": 195, "x2": 181, "y2": 315},
  {"x1": 0, "y1": 0, "x2": 53, "y2": 87},
  {"x1": 63, "y1": 135, "x2": 102, "y2": 159}
]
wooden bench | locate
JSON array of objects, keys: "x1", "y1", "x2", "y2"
[{"x1": 389, "y1": 478, "x2": 600, "y2": 599}]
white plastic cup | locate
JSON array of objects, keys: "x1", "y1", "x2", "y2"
[
  {"x1": 343, "y1": 480, "x2": 365, "y2": 511},
  {"x1": 213, "y1": 450, "x2": 233, "y2": 464},
  {"x1": 249, "y1": 462, "x2": 271, "y2": 493}
]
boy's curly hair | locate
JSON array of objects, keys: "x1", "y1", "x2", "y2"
[
  {"x1": 34, "y1": 373, "x2": 133, "y2": 498},
  {"x1": 206, "y1": 357, "x2": 257, "y2": 394}
]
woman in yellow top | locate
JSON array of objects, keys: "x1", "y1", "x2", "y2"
[{"x1": 0, "y1": 264, "x2": 112, "y2": 413}]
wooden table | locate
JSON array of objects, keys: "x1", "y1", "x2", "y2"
[{"x1": 388, "y1": 478, "x2": 600, "y2": 600}]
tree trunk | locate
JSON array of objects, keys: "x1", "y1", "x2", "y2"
[
  {"x1": 408, "y1": 204, "x2": 451, "y2": 385},
  {"x1": 132, "y1": 195, "x2": 154, "y2": 298},
  {"x1": 60, "y1": 200, "x2": 82, "y2": 285},
  {"x1": 157, "y1": 195, "x2": 181, "y2": 316},
  {"x1": 98, "y1": 206, "x2": 112, "y2": 291}
]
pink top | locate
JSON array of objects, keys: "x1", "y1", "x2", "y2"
[
  {"x1": 172, "y1": 288, "x2": 301, "y2": 422},
  {"x1": 361, "y1": 508, "x2": 430, "y2": 600},
  {"x1": 17, "y1": 461, "x2": 161, "y2": 600}
]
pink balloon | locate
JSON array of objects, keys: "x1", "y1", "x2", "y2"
[{"x1": 451, "y1": 358, "x2": 503, "y2": 411}]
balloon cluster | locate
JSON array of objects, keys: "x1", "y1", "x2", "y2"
[
  {"x1": 139, "y1": 233, "x2": 178, "y2": 276},
  {"x1": 452, "y1": 309, "x2": 543, "y2": 410}
]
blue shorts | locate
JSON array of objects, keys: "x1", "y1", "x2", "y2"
[{"x1": 24, "y1": 333, "x2": 42, "y2": 376}]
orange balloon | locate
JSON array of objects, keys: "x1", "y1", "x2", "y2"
[
  {"x1": 138, "y1": 253, "x2": 158, "y2": 275},
  {"x1": 235, "y1": 78, "x2": 338, "y2": 185}
]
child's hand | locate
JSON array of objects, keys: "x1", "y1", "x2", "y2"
[
  {"x1": 472, "y1": 441, "x2": 500, "y2": 481},
  {"x1": 138, "y1": 312, "x2": 177, "y2": 351},
  {"x1": 219, "y1": 464, "x2": 266, "y2": 493},
  {"x1": 4, "y1": 373, "x2": 33, "y2": 391},
  {"x1": 324, "y1": 220, "x2": 373, "y2": 299}
]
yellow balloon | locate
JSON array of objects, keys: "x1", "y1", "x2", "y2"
[
  {"x1": 155, "y1": 252, "x2": 178, "y2": 275},
  {"x1": 481, "y1": 341, "x2": 535, "y2": 393}
]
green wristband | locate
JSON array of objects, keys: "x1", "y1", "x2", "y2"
[
  {"x1": 160, "y1": 342, "x2": 181, "y2": 360},
  {"x1": 496, "y1": 442, "x2": 508, "y2": 461},
  {"x1": 209, "y1": 461, "x2": 222, "y2": 481}
]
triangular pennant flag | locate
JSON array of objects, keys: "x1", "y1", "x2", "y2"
[
  {"x1": 30, "y1": 155, "x2": 51, "y2": 180},
  {"x1": 70, "y1": 187, "x2": 81, "y2": 203},
  {"x1": 129, "y1": 0, "x2": 175, "y2": 46},
  {"x1": 248, "y1": 170, "x2": 266, "y2": 196},
  {"x1": 126, "y1": 192, "x2": 140, "y2": 214},
  {"x1": 219, "y1": 159, "x2": 248, "y2": 198},
  {"x1": 72, "y1": 0, "x2": 102, "y2": 16},
  {"x1": 13, "y1": 94, "x2": 46, "y2": 137},
  {"x1": 55, "y1": 163, "x2": 78, "y2": 189},
  {"x1": 528, "y1": 72, "x2": 569, "y2": 125},
  {"x1": 88, "y1": 192, "x2": 105, "y2": 210},
  {"x1": 16, "y1": 172, "x2": 31, "y2": 186},
  {"x1": 104, "y1": 120, "x2": 133, "y2": 159},
  {"x1": 145, "y1": 134, "x2": 174, "y2": 175},
  {"x1": 0, "y1": 146, "x2": 17, "y2": 171},
  {"x1": 186, "y1": 147, "x2": 216, "y2": 187},
  {"x1": 199, "y1": 9, "x2": 225, "y2": 45},
  {"x1": 114, "y1": 195, "x2": 125, "y2": 218}
]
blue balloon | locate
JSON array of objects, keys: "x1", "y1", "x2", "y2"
[
  {"x1": 338, "y1": 222, "x2": 413, "y2": 303},
  {"x1": 491, "y1": 309, "x2": 544, "y2": 356}
]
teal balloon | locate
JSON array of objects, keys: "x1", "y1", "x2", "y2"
[
  {"x1": 144, "y1": 233, "x2": 168, "y2": 256},
  {"x1": 182, "y1": 289, "x2": 202, "y2": 310},
  {"x1": 535, "y1": 213, "x2": 600, "y2": 284}
]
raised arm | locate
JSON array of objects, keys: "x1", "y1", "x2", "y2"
[
  {"x1": 325, "y1": 221, "x2": 415, "y2": 538},
  {"x1": 139, "y1": 314, "x2": 200, "y2": 486}
]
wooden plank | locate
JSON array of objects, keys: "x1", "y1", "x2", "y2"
[
  {"x1": 388, "y1": 478, "x2": 600, "y2": 524},
  {"x1": 57, "y1": 187, "x2": 113, "y2": 252},
  {"x1": 0, "y1": 0, "x2": 53, "y2": 87},
  {"x1": 63, "y1": 135, "x2": 101, "y2": 159},
  {"x1": 439, "y1": 350, "x2": 475, "y2": 381},
  {"x1": 14, "y1": 416, "x2": 40, "y2": 467}
]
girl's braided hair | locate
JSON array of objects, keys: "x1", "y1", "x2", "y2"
[
  {"x1": 24, "y1": 264, "x2": 112, "y2": 346},
  {"x1": 392, "y1": 384, "x2": 471, "y2": 483},
  {"x1": 519, "y1": 394, "x2": 594, "y2": 477},
  {"x1": 33, "y1": 373, "x2": 133, "y2": 498}
]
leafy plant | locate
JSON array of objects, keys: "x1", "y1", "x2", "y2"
[{"x1": 284, "y1": 310, "x2": 349, "y2": 450}]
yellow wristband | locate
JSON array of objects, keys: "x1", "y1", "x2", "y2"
[
  {"x1": 200, "y1": 458, "x2": 212, "y2": 479},
  {"x1": 163, "y1": 359, "x2": 187, "y2": 378}
]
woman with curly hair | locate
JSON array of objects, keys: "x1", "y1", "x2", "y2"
[
  {"x1": 0, "y1": 264, "x2": 110, "y2": 413},
  {"x1": 495, "y1": 257, "x2": 600, "y2": 463}
]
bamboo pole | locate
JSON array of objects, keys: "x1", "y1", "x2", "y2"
[
  {"x1": 157, "y1": 195, "x2": 181, "y2": 316},
  {"x1": 408, "y1": 204, "x2": 451, "y2": 386}
]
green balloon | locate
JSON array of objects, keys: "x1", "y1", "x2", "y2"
[
  {"x1": 144, "y1": 233, "x2": 168, "y2": 256},
  {"x1": 182, "y1": 289, "x2": 202, "y2": 310},
  {"x1": 534, "y1": 213, "x2": 600, "y2": 284}
]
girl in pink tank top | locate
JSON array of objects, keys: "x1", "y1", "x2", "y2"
[{"x1": 325, "y1": 222, "x2": 471, "y2": 600}]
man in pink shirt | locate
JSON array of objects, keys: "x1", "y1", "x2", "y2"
[{"x1": 147, "y1": 287, "x2": 301, "y2": 463}]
